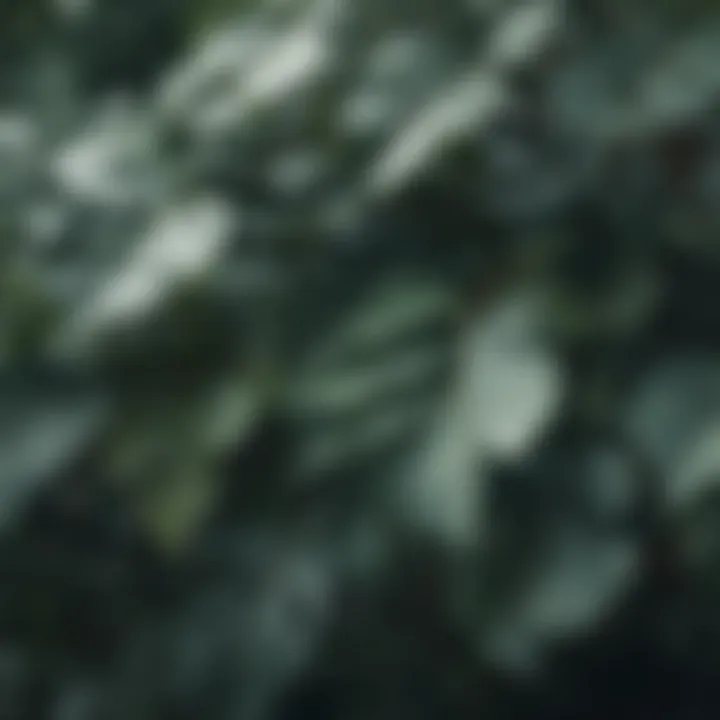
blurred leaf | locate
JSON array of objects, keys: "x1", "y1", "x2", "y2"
[
  {"x1": 53, "y1": 195, "x2": 238, "y2": 364},
  {"x1": 135, "y1": 461, "x2": 219, "y2": 556},
  {"x1": 399, "y1": 288, "x2": 564, "y2": 549},
  {"x1": 484, "y1": 533, "x2": 639, "y2": 673},
  {"x1": 0, "y1": 380, "x2": 109, "y2": 527},
  {"x1": 461, "y1": 289, "x2": 564, "y2": 459},
  {"x1": 366, "y1": 70, "x2": 508, "y2": 197},
  {"x1": 486, "y1": 0, "x2": 563, "y2": 70},
  {"x1": 625, "y1": 355, "x2": 720, "y2": 490}
]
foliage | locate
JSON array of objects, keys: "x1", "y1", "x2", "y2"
[{"x1": 3, "y1": 0, "x2": 720, "y2": 718}]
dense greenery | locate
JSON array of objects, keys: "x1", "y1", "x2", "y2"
[{"x1": 3, "y1": 0, "x2": 720, "y2": 717}]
